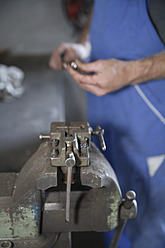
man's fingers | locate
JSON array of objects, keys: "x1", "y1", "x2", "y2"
[
  {"x1": 66, "y1": 65, "x2": 98, "y2": 86},
  {"x1": 49, "y1": 45, "x2": 78, "y2": 71},
  {"x1": 77, "y1": 83, "x2": 105, "y2": 97},
  {"x1": 75, "y1": 60, "x2": 99, "y2": 73}
]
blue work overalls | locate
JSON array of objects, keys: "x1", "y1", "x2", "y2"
[{"x1": 88, "y1": 0, "x2": 165, "y2": 247}]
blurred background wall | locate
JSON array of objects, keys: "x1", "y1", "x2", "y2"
[
  {"x1": 0, "y1": 1, "x2": 104, "y2": 247},
  {"x1": 0, "y1": 0, "x2": 87, "y2": 172}
]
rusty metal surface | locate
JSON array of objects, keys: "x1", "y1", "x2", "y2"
[
  {"x1": 0, "y1": 144, "x2": 49, "y2": 239},
  {"x1": 0, "y1": 189, "x2": 41, "y2": 239}
]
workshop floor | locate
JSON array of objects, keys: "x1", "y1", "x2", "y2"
[{"x1": 0, "y1": 1, "x2": 104, "y2": 247}]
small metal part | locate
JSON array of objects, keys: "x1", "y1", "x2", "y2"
[
  {"x1": 92, "y1": 126, "x2": 106, "y2": 151},
  {"x1": 65, "y1": 152, "x2": 76, "y2": 167},
  {"x1": 65, "y1": 136, "x2": 75, "y2": 152},
  {"x1": 70, "y1": 61, "x2": 93, "y2": 75},
  {"x1": 51, "y1": 148, "x2": 59, "y2": 157},
  {"x1": 70, "y1": 61, "x2": 78, "y2": 70},
  {"x1": 50, "y1": 139, "x2": 59, "y2": 157},
  {"x1": 39, "y1": 133, "x2": 50, "y2": 140},
  {"x1": 79, "y1": 137, "x2": 88, "y2": 156},
  {"x1": 51, "y1": 139, "x2": 59, "y2": 147}
]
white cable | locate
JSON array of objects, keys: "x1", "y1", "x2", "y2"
[{"x1": 134, "y1": 84, "x2": 165, "y2": 125}]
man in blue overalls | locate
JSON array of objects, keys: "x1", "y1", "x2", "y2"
[{"x1": 50, "y1": 0, "x2": 165, "y2": 247}]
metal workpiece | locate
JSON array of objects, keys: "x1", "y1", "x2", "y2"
[
  {"x1": 49, "y1": 122, "x2": 91, "y2": 167},
  {"x1": 70, "y1": 61, "x2": 78, "y2": 70}
]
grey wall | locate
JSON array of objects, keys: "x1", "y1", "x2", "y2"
[{"x1": 0, "y1": 0, "x2": 76, "y2": 55}]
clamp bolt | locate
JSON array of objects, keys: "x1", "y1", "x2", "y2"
[{"x1": 39, "y1": 133, "x2": 50, "y2": 140}]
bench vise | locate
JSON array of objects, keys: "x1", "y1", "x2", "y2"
[{"x1": 0, "y1": 122, "x2": 137, "y2": 248}]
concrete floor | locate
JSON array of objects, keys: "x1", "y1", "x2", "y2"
[{"x1": 0, "y1": 1, "x2": 104, "y2": 247}]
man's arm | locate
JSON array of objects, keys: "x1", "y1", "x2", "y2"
[
  {"x1": 130, "y1": 52, "x2": 165, "y2": 85},
  {"x1": 64, "y1": 52, "x2": 165, "y2": 96}
]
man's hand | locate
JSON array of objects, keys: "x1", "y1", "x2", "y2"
[
  {"x1": 49, "y1": 40, "x2": 91, "y2": 71},
  {"x1": 49, "y1": 43, "x2": 78, "y2": 70},
  {"x1": 64, "y1": 52, "x2": 165, "y2": 96},
  {"x1": 63, "y1": 59, "x2": 134, "y2": 96}
]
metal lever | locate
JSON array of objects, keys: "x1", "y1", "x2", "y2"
[
  {"x1": 65, "y1": 152, "x2": 76, "y2": 222},
  {"x1": 92, "y1": 126, "x2": 106, "y2": 151},
  {"x1": 109, "y1": 191, "x2": 137, "y2": 248}
]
